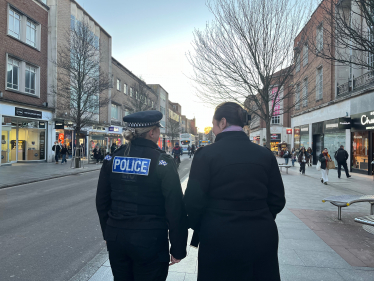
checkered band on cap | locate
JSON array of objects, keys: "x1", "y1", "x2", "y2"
[{"x1": 127, "y1": 121, "x2": 160, "y2": 128}]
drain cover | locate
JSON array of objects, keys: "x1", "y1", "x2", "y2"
[{"x1": 363, "y1": 225, "x2": 374, "y2": 235}]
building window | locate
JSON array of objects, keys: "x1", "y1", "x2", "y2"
[
  {"x1": 25, "y1": 65, "x2": 36, "y2": 94},
  {"x1": 124, "y1": 84, "x2": 127, "y2": 94},
  {"x1": 295, "y1": 83, "x2": 300, "y2": 110},
  {"x1": 135, "y1": 91, "x2": 139, "y2": 100},
  {"x1": 26, "y1": 20, "x2": 37, "y2": 47},
  {"x1": 8, "y1": 9, "x2": 21, "y2": 39},
  {"x1": 271, "y1": 115, "x2": 280, "y2": 124},
  {"x1": 303, "y1": 45, "x2": 308, "y2": 66},
  {"x1": 7, "y1": 58, "x2": 19, "y2": 90},
  {"x1": 111, "y1": 104, "x2": 119, "y2": 120},
  {"x1": 116, "y1": 79, "x2": 120, "y2": 91},
  {"x1": 295, "y1": 53, "x2": 300, "y2": 72},
  {"x1": 316, "y1": 67, "x2": 323, "y2": 100},
  {"x1": 303, "y1": 78, "x2": 308, "y2": 107},
  {"x1": 152, "y1": 101, "x2": 154, "y2": 108},
  {"x1": 316, "y1": 24, "x2": 323, "y2": 52},
  {"x1": 130, "y1": 87, "x2": 133, "y2": 97},
  {"x1": 160, "y1": 106, "x2": 165, "y2": 115}
]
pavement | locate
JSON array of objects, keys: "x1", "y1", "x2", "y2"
[
  {"x1": 71, "y1": 159, "x2": 374, "y2": 281},
  {"x1": 0, "y1": 160, "x2": 102, "y2": 189}
]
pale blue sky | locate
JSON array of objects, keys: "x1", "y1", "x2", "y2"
[{"x1": 77, "y1": 0, "x2": 216, "y2": 130}]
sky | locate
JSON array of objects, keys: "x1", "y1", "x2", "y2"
[{"x1": 76, "y1": 0, "x2": 216, "y2": 131}]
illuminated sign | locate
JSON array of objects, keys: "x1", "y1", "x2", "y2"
[{"x1": 286, "y1": 128, "x2": 292, "y2": 134}]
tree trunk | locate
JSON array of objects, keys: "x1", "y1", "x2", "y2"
[{"x1": 266, "y1": 121, "x2": 271, "y2": 151}]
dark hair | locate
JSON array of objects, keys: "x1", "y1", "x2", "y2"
[
  {"x1": 213, "y1": 102, "x2": 246, "y2": 127},
  {"x1": 323, "y1": 148, "x2": 328, "y2": 150}
]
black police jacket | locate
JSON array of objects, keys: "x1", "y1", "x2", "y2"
[{"x1": 96, "y1": 138, "x2": 188, "y2": 259}]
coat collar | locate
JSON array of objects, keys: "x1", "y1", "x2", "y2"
[
  {"x1": 215, "y1": 131, "x2": 248, "y2": 142},
  {"x1": 131, "y1": 138, "x2": 159, "y2": 149}
]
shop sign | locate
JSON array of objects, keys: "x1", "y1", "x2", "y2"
[
  {"x1": 294, "y1": 128, "x2": 300, "y2": 135},
  {"x1": 39, "y1": 132, "x2": 45, "y2": 159},
  {"x1": 325, "y1": 123, "x2": 339, "y2": 130},
  {"x1": 356, "y1": 111, "x2": 374, "y2": 130},
  {"x1": 270, "y1": 134, "x2": 281, "y2": 141},
  {"x1": 286, "y1": 128, "x2": 292, "y2": 134},
  {"x1": 55, "y1": 120, "x2": 64, "y2": 129},
  {"x1": 301, "y1": 126, "x2": 309, "y2": 132},
  {"x1": 109, "y1": 127, "x2": 119, "y2": 132},
  {"x1": 338, "y1": 117, "x2": 351, "y2": 129},
  {"x1": 39, "y1": 122, "x2": 46, "y2": 129},
  {"x1": 15, "y1": 107, "x2": 42, "y2": 119}
]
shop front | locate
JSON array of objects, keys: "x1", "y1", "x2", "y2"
[
  {"x1": 1, "y1": 106, "x2": 52, "y2": 165},
  {"x1": 270, "y1": 134, "x2": 281, "y2": 154},
  {"x1": 88, "y1": 126, "x2": 107, "y2": 162},
  {"x1": 252, "y1": 136, "x2": 261, "y2": 145},
  {"x1": 310, "y1": 119, "x2": 347, "y2": 165},
  {"x1": 107, "y1": 126, "x2": 123, "y2": 149},
  {"x1": 55, "y1": 120, "x2": 74, "y2": 158},
  {"x1": 351, "y1": 111, "x2": 374, "y2": 175}
]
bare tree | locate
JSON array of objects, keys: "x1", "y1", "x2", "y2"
[
  {"x1": 167, "y1": 118, "x2": 181, "y2": 144},
  {"x1": 187, "y1": 0, "x2": 313, "y2": 147},
  {"x1": 51, "y1": 21, "x2": 112, "y2": 165},
  {"x1": 129, "y1": 80, "x2": 156, "y2": 113}
]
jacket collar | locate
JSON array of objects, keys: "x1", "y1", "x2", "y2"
[
  {"x1": 132, "y1": 138, "x2": 159, "y2": 149},
  {"x1": 215, "y1": 131, "x2": 248, "y2": 142}
]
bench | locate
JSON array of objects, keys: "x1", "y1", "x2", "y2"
[
  {"x1": 354, "y1": 215, "x2": 374, "y2": 226},
  {"x1": 278, "y1": 165, "x2": 292, "y2": 174},
  {"x1": 322, "y1": 195, "x2": 374, "y2": 220}
]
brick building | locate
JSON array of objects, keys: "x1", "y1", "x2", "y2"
[{"x1": 0, "y1": 0, "x2": 52, "y2": 166}]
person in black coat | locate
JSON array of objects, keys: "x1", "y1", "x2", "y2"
[
  {"x1": 335, "y1": 145, "x2": 351, "y2": 179},
  {"x1": 111, "y1": 142, "x2": 117, "y2": 154},
  {"x1": 298, "y1": 147, "x2": 309, "y2": 175},
  {"x1": 184, "y1": 102, "x2": 286, "y2": 281}
]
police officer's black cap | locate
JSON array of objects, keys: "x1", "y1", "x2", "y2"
[{"x1": 123, "y1": 110, "x2": 164, "y2": 128}]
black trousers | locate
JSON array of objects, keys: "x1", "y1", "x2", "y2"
[
  {"x1": 300, "y1": 162, "x2": 306, "y2": 174},
  {"x1": 55, "y1": 152, "x2": 60, "y2": 162},
  {"x1": 105, "y1": 226, "x2": 170, "y2": 281},
  {"x1": 338, "y1": 161, "x2": 349, "y2": 178}
]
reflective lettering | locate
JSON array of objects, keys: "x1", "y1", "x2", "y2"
[
  {"x1": 134, "y1": 161, "x2": 141, "y2": 172},
  {"x1": 114, "y1": 159, "x2": 120, "y2": 169},
  {"x1": 127, "y1": 159, "x2": 134, "y2": 171},
  {"x1": 120, "y1": 159, "x2": 127, "y2": 170},
  {"x1": 141, "y1": 161, "x2": 147, "y2": 173}
]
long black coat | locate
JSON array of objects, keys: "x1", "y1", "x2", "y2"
[{"x1": 184, "y1": 131, "x2": 285, "y2": 281}]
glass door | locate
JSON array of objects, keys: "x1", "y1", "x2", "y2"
[{"x1": 1, "y1": 127, "x2": 11, "y2": 163}]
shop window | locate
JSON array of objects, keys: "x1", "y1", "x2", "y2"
[
  {"x1": 352, "y1": 131, "x2": 369, "y2": 171},
  {"x1": 25, "y1": 65, "x2": 36, "y2": 94},
  {"x1": 7, "y1": 58, "x2": 19, "y2": 90}
]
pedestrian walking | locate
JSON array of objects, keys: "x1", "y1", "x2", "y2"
[
  {"x1": 96, "y1": 110, "x2": 188, "y2": 281},
  {"x1": 184, "y1": 102, "x2": 285, "y2": 281},
  {"x1": 307, "y1": 147, "x2": 313, "y2": 166},
  {"x1": 190, "y1": 144, "x2": 196, "y2": 158},
  {"x1": 52, "y1": 141, "x2": 61, "y2": 164},
  {"x1": 319, "y1": 148, "x2": 333, "y2": 185},
  {"x1": 283, "y1": 148, "x2": 291, "y2": 165},
  {"x1": 187, "y1": 144, "x2": 191, "y2": 157},
  {"x1": 110, "y1": 142, "x2": 117, "y2": 154},
  {"x1": 335, "y1": 145, "x2": 351, "y2": 179},
  {"x1": 93, "y1": 145, "x2": 100, "y2": 164},
  {"x1": 298, "y1": 147, "x2": 309, "y2": 175},
  {"x1": 60, "y1": 144, "x2": 69, "y2": 164},
  {"x1": 291, "y1": 148, "x2": 297, "y2": 167}
]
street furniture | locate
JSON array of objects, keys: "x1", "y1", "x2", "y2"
[{"x1": 354, "y1": 215, "x2": 374, "y2": 226}]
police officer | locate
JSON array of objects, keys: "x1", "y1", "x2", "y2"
[{"x1": 96, "y1": 110, "x2": 188, "y2": 281}]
